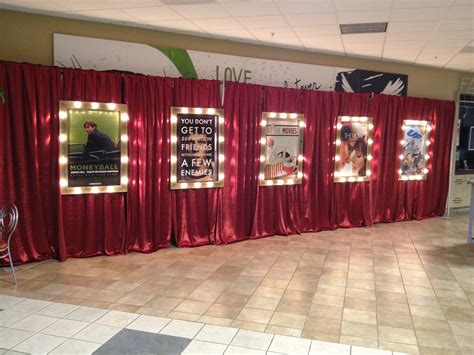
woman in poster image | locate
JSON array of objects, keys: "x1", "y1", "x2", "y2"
[
  {"x1": 338, "y1": 124, "x2": 367, "y2": 176},
  {"x1": 351, "y1": 138, "x2": 368, "y2": 176}
]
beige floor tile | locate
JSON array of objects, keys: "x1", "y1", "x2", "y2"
[
  {"x1": 275, "y1": 300, "x2": 311, "y2": 315},
  {"x1": 412, "y1": 317, "x2": 452, "y2": 333},
  {"x1": 260, "y1": 278, "x2": 290, "y2": 289},
  {"x1": 339, "y1": 335, "x2": 378, "y2": 349},
  {"x1": 301, "y1": 329, "x2": 340, "y2": 343},
  {"x1": 376, "y1": 291, "x2": 407, "y2": 304},
  {"x1": 377, "y1": 312, "x2": 413, "y2": 329},
  {"x1": 245, "y1": 296, "x2": 280, "y2": 311},
  {"x1": 344, "y1": 297, "x2": 376, "y2": 312},
  {"x1": 312, "y1": 294, "x2": 345, "y2": 307},
  {"x1": 186, "y1": 289, "x2": 222, "y2": 303},
  {"x1": 443, "y1": 306, "x2": 474, "y2": 322},
  {"x1": 379, "y1": 341, "x2": 419, "y2": 354},
  {"x1": 448, "y1": 321, "x2": 474, "y2": 337},
  {"x1": 105, "y1": 281, "x2": 141, "y2": 292},
  {"x1": 167, "y1": 311, "x2": 201, "y2": 321},
  {"x1": 146, "y1": 296, "x2": 182, "y2": 311},
  {"x1": 455, "y1": 335, "x2": 474, "y2": 352},
  {"x1": 377, "y1": 301, "x2": 411, "y2": 316},
  {"x1": 253, "y1": 286, "x2": 285, "y2": 300},
  {"x1": 281, "y1": 289, "x2": 314, "y2": 303},
  {"x1": 416, "y1": 330, "x2": 460, "y2": 350},
  {"x1": 308, "y1": 304, "x2": 343, "y2": 320},
  {"x1": 340, "y1": 321, "x2": 378, "y2": 340},
  {"x1": 215, "y1": 292, "x2": 250, "y2": 307},
  {"x1": 304, "y1": 316, "x2": 341, "y2": 334},
  {"x1": 346, "y1": 279, "x2": 375, "y2": 291},
  {"x1": 418, "y1": 346, "x2": 461, "y2": 355},
  {"x1": 198, "y1": 315, "x2": 233, "y2": 327},
  {"x1": 315, "y1": 284, "x2": 346, "y2": 297},
  {"x1": 342, "y1": 308, "x2": 377, "y2": 325},
  {"x1": 345, "y1": 288, "x2": 376, "y2": 301},
  {"x1": 265, "y1": 325, "x2": 302, "y2": 337},
  {"x1": 136, "y1": 307, "x2": 170, "y2": 317},
  {"x1": 378, "y1": 325, "x2": 417, "y2": 345},
  {"x1": 205, "y1": 303, "x2": 243, "y2": 319},
  {"x1": 236, "y1": 307, "x2": 273, "y2": 324},
  {"x1": 410, "y1": 305, "x2": 445, "y2": 320},
  {"x1": 174, "y1": 300, "x2": 212, "y2": 315},
  {"x1": 230, "y1": 320, "x2": 267, "y2": 332},
  {"x1": 269, "y1": 312, "x2": 306, "y2": 329},
  {"x1": 407, "y1": 294, "x2": 440, "y2": 307}
]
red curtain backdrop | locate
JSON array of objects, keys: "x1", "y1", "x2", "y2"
[
  {"x1": 123, "y1": 75, "x2": 174, "y2": 252},
  {"x1": 0, "y1": 61, "x2": 455, "y2": 264},
  {"x1": 0, "y1": 62, "x2": 64, "y2": 263}
]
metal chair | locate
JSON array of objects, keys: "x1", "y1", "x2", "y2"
[{"x1": 0, "y1": 203, "x2": 19, "y2": 284}]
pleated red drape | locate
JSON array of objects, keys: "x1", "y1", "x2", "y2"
[
  {"x1": 59, "y1": 69, "x2": 126, "y2": 258},
  {"x1": 123, "y1": 75, "x2": 174, "y2": 252},
  {"x1": 0, "y1": 62, "x2": 65, "y2": 263},
  {"x1": 216, "y1": 82, "x2": 263, "y2": 244},
  {"x1": 0, "y1": 61, "x2": 455, "y2": 264},
  {"x1": 171, "y1": 79, "x2": 222, "y2": 247}
]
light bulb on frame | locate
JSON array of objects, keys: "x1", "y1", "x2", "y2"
[
  {"x1": 91, "y1": 102, "x2": 99, "y2": 109},
  {"x1": 59, "y1": 111, "x2": 67, "y2": 119}
]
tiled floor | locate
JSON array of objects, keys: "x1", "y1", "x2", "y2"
[{"x1": 0, "y1": 212, "x2": 472, "y2": 354}]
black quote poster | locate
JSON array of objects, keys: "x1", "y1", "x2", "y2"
[{"x1": 176, "y1": 113, "x2": 218, "y2": 183}]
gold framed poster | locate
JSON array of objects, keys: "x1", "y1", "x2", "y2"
[
  {"x1": 334, "y1": 116, "x2": 373, "y2": 183},
  {"x1": 398, "y1": 120, "x2": 432, "y2": 181},
  {"x1": 59, "y1": 100, "x2": 128, "y2": 195},
  {"x1": 259, "y1": 112, "x2": 305, "y2": 186},
  {"x1": 170, "y1": 107, "x2": 224, "y2": 190}
]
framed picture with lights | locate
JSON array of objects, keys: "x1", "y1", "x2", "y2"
[
  {"x1": 58, "y1": 100, "x2": 129, "y2": 195},
  {"x1": 259, "y1": 112, "x2": 305, "y2": 186},
  {"x1": 170, "y1": 107, "x2": 225, "y2": 190},
  {"x1": 398, "y1": 120, "x2": 432, "y2": 181},
  {"x1": 334, "y1": 116, "x2": 374, "y2": 183}
]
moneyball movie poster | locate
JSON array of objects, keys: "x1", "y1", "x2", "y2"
[
  {"x1": 59, "y1": 101, "x2": 128, "y2": 194},
  {"x1": 68, "y1": 109, "x2": 121, "y2": 186},
  {"x1": 170, "y1": 107, "x2": 224, "y2": 190}
]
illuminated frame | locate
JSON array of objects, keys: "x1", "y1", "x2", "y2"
[
  {"x1": 170, "y1": 107, "x2": 225, "y2": 190},
  {"x1": 259, "y1": 112, "x2": 305, "y2": 186},
  {"x1": 59, "y1": 100, "x2": 129, "y2": 195},
  {"x1": 334, "y1": 116, "x2": 374, "y2": 183},
  {"x1": 398, "y1": 119, "x2": 432, "y2": 181}
]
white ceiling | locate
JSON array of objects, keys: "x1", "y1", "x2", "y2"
[{"x1": 1, "y1": 0, "x2": 473, "y2": 72}]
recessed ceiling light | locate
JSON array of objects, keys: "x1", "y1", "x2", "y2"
[{"x1": 340, "y1": 22, "x2": 388, "y2": 35}]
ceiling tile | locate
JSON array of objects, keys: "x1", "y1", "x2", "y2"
[
  {"x1": 384, "y1": 40, "x2": 426, "y2": 49},
  {"x1": 438, "y1": 19, "x2": 474, "y2": 31},
  {"x1": 334, "y1": 0, "x2": 391, "y2": 11},
  {"x1": 76, "y1": 9, "x2": 138, "y2": 22},
  {"x1": 445, "y1": 53, "x2": 474, "y2": 71},
  {"x1": 292, "y1": 24, "x2": 340, "y2": 37},
  {"x1": 304, "y1": 42, "x2": 345, "y2": 54},
  {"x1": 212, "y1": 29, "x2": 256, "y2": 41},
  {"x1": 274, "y1": 0, "x2": 335, "y2": 14},
  {"x1": 386, "y1": 32, "x2": 433, "y2": 41},
  {"x1": 260, "y1": 36, "x2": 303, "y2": 49},
  {"x1": 337, "y1": 10, "x2": 390, "y2": 24},
  {"x1": 383, "y1": 48, "x2": 421, "y2": 62},
  {"x1": 191, "y1": 17, "x2": 244, "y2": 31},
  {"x1": 393, "y1": 0, "x2": 453, "y2": 8},
  {"x1": 121, "y1": 6, "x2": 182, "y2": 21},
  {"x1": 285, "y1": 12, "x2": 338, "y2": 26},
  {"x1": 170, "y1": 3, "x2": 230, "y2": 19},
  {"x1": 345, "y1": 48, "x2": 383, "y2": 59},
  {"x1": 446, "y1": 5, "x2": 474, "y2": 19},
  {"x1": 344, "y1": 42, "x2": 384, "y2": 52},
  {"x1": 220, "y1": 0, "x2": 279, "y2": 17},
  {"x1": 416, "y1": 53, "x2": 454, "y2": 66},
  {"x1": 390, "y1": 7, "x2": 448, "y2": 22},
  {"x1": 388, "y1": 20, "x2": 441, "y2": 32},
  {"x1": 249, "y1": 27, "x2": 296, "y2": 40},
  {"x1": 340, "y1": 33, "x2": 386, "y2": 43},
  {"x1": 2, "y1": 0, "x2": 69, "y2": 11},
  {"x1": 420, "y1": 47, "x2": 463, "y2": 56},
  {"x1": 49, "y1": 0, "x2": 119, "y2": 11},
  {"x1": 425, "y1": 39, "x2": 471, "y2": 48},
  {"x1": 236, "y1": 15, "x2": 288, "y2": 29},
  {"x1": 147, "y1": 19, "x2": 204, "y2": 33},
  {"x1": 299, "y1": 35, "x2": 343, "y2": 45},
  {"x1": 431, "y1": 30, "x2": 473, "y2": 40}
]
